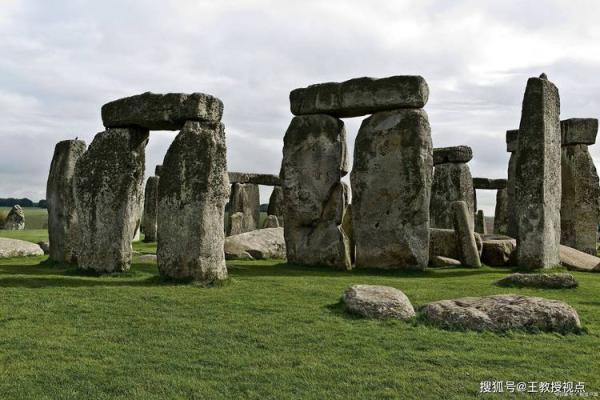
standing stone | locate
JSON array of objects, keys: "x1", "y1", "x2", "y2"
[
  {"x1": 157, "y1": 121, "x2": 229, "y2": 283},
  {"x1": 281, "y1": 114, "x2": 351, "y2": 270},
  {"x1": 267, "y1": 186, "x2": 284, "y2": 225},
  {"x1": 227, "y1": 183, "x2": 260, "y2": 235},
  {"x1": 451, "y1": 201, "x2": 481, "y2": 268},
  {"x1": 46, "y1": 139, "x2": 86, "y2": 263},
  {"x1": 515, "y1": 75, "x2": 561, "y2": 269},
  {"x1": 262, "y1": 215, "x2": 280, "y2": 228},
  {"x1": 494, "y1": 188, "x2": 509, "y2": 235},
  {"x1": 341, "y1": 204, "x2": 355, "y2": 263},
  {"x1": 506, "y1": 129, "x2": 519, "y2": 238},
  {"x1": 142, "y1": 176, "x2": 159, "y2": 242},
  {"x1": 73, "y1": 128, "x2": 148, "y2": 272},
  {"x1": 430, "y1": 146, "x2": 474, "y2": 229},
  {"x1": 560, "y1": 118, "x2": 600, "y2": 254},
  {"x1": 352, "y1": 109, "x2": 433, "y2": 270},
  {"x1": 229, "y1": 212, "x2": 244, "y2": 235},
  {"x1": 475, "y1": 210, "x2": 487, "y2": 234},
  {"x1": 3, "y1": 205, "x2": 25, "y2": 230}
]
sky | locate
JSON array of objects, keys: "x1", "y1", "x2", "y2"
[{"x1": 1, "y1": 0, "x2": 599, "y2": 214}]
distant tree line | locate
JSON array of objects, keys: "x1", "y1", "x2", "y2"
[{"x1": 0, "y1": 198, "x2": 47, "y2": 208}]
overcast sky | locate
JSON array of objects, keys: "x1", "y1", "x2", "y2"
[{"x1": 1, "y1": 0, "x2": 599, "y2": 214}]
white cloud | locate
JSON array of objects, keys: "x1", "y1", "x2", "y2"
[{"x1": 0, "y1": 0, "x2": 599, "y2": 215}]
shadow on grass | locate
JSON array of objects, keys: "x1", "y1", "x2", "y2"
[
  {"x1": 228, "y1": 261, "x2": 508, "y2": 280},
  {"x1": 0, "y1": 257, "x2": 510, "y2": 288}
]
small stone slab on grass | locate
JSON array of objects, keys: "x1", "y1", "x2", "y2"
[
  {"x1": 496, "y1": 273, "x2": 578, "y2": 289},
  {"x1": 343, "y1": 285, "x2": 415, "y2": 320},
  {"x1": 420, "y1": 294, "x2": 581, "y2": 334}
]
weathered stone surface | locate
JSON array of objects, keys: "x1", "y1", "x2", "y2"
[
  {"x1": 101, "y1": 92, "x2": 223, "y2": 130},
  {"x1": 560, "y1": 245, "x2": 600, "y2": 272},
  {"x1": 507, "y1": 151, "x2": 518, "y2": 238},
  {"x1": 561, "y1": 144, "x2": 600, "y2": 254},
  {"x1": 352, "y1": 109, "x2": 432, "y2": 270},
  {"x1": 496, "y1": 273, "x2": 578, "y2": 289},
  {"x1": 281, "y1": 114, "x2": 351, "y2": 270},
  {"x1": 493, "y1": 188, "x2": 509, "y2": 235},
  {"x1": 343, "y1": 285, "x2": 415, "y2": 320},
  {"x1": 142, "y1": 176, "x2": 159, "y2": 242},
  {"x1": 481, "y1": 238, "x2": 516, "y2": 266},
  {"x1": 451, "y1": 201, "x2": 481, "y2": 268},
  {"x1": 267, "y1": 186, "x2": 284, "y2": 225},
  {"x1": 506, "y1": 129, "x2": 519, "y2": 153},
  {"x1": 228, "y1": 172, "x2": 281, "y2": 186},
  {"x1": 421, "y1": 294, "x2": 581, "y2": 333},
  {"x1": 515, "y1": 76, "x2": 561, "y2": 269},
  {"x1": 3, "y1": 205, "x2": 25, "y2": 230},
  {"x1": 290, "y1": 76, "x2": 429, "y2": 118},
  {"x1": 37, "y1": 241, "x2": 50, "y2": 254},
  {"x1": 229, "y1": 212, "x2": 244, "y2": 236},
  {"x1": 429, "y1": 255, "x2": 461, "y2": 268},
  {"x1": 224, "y1": 227, "x2": 285, "y2": 260},
  {"x1": 472, "y1": 178, "x2": 507, "y2": 190},
  {"x1": 227, "y1": 183, "x2": 260, "y2": 235},
  {"x1": 46, "y1": 139, "x2": 86, "y2": 263},
  {"x1": 73, "y1": 128, "x2": 148, "y2": 272},
  {"x1": 262, "y1": 214, "x2": 280, "y2": 228},
  {"x1": 474, "y1": 210, "x2": 487, "y2": 234},
  {"x1": 432, "y1": 146, "x2": 472, "y2": 165},
  {"x1": 157, "y1": 121, "x2": 229, "y2": 283},
  {"x1": 341, "y1": 204, "x2": 355, "y2": 263},
  {"x1": 561, "y1": 118, "x2": 598, "y2": 145},
  {"x1": 430, "y1": 227, "x2": 483, "y2": 263},
  {"x1": 0, "y1": 237, "x2": 44, "y2": 258},
  {"x1": 429, "y1": 228, "x2": 461, "y2": 261},
  {"x1": 430, "y1": 163, "x2": 474, "y2": 229},
  {"x1": 155, "y1": 165, "x2": 162, "y2": 176}
]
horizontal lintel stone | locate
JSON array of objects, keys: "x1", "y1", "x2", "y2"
[
  {"x1": 228, "y1": 172, "x2": 281, "y2": 186},
  {"x1": 433, "y1": 146, "x2": 473, "y2": 165},
  {"x1": 290, "y1": 75, "x2": 429, "y2": 118},
  {"x1": 473, "y1": 177, "x2": 507, "y2": 190},
  {"x1": 561, "y1": 118, "x2": 598, "y2": 145},
  {"x1": 102, "y1": 92, "x2": 223, "y2": 130}
]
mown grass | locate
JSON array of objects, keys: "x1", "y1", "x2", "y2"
[
  {"x1": 1, "y1": 243, "x2": 599, "y2": 399},
  {"x1": 0, "y1": 207, "x2": 48, "y2": 230}
]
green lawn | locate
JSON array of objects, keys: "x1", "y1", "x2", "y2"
[
  {"x1": 0, "y1": 207, "x2": 48, "y2": 230},
  {"x1": 0, "y1": 242, "x2": 599, "y2": 399}
]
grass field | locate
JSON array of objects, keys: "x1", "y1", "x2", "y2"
[
  {"x1": 0, "y1": 230, "x2": 599, "y2": 399},
  {"x1": 0, "y1": 207, "x2": 48, "y2": 230}
]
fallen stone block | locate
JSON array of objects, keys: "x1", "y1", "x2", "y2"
[
  {"x1": 343, "y1": 285, "x2": 415, "y2": 320},
  {"x1": 420, "y1": 294, "x2": 581, "y2": 333},
  {"x1": 496, "y1": 273, "x2": 578, "y2": 289}
]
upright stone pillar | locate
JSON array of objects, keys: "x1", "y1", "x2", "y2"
[
  {"x1": 475, "y1": 210, "x2": 487, "y2": 234},
  {"x1": 494, "y1": 188, "x2": 509, "y2": 235},
  {"x1": 73, "y1": 128, "x2": 148, "y2": 272},
  {"x1": 142, "y1": 176, "x2": 159, "y2": 242},
  {"x1": 281, "y1": 114, "x2": 351, "y2": 270},
  {"x1": 560, "y1": 118, "x2": 600, "y2": 254},
  {"x1": 352, "y1": 109, "x2": 433, "y2": 270},
  {"x1": 430, "y1": 146, "x2": 474, "y2": 229},
  {"x1": 227, "y1": 183, "x2": 260, "y2": 235},
  {"x1": 157, "y1": 121, "x2": 229, "y2": 283},
  {"x1": 506, "y1": 129, "x2": 519, "y2": 238},
  {"x1": 267, "y1": 186, "x2": 284, "y2": 225},
  {"x1": 515, "y1": 74, "x2": 561, "y2": 269},
  {"x1": 46, "y1": 139, "x2": 86, "y2": 263}
]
